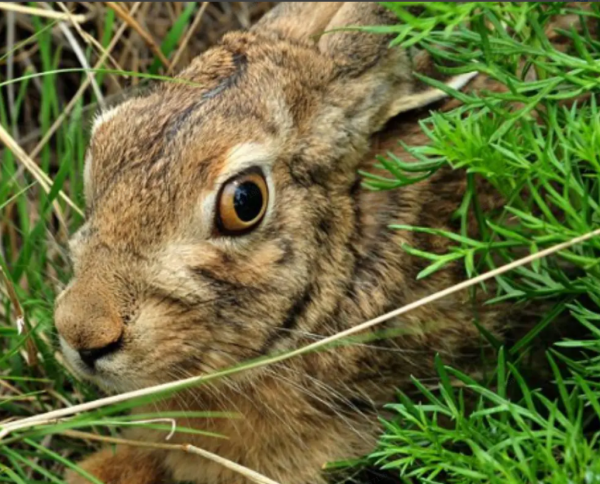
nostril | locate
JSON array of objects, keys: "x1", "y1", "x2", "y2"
[{"x1": 78, "y1": 337, "x2": 123, "y2": 368}]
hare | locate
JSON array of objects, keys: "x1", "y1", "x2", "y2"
[{"x1": 54, "y1": 3, "x2": 512, "y2": 484}]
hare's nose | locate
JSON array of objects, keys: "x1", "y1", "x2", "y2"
[
  {"x1": 54, "y1": 279, "x2": 125, "y2": 368},
  {"x1": 78, "y1": 336, "x2": 123, "y2": 368}
]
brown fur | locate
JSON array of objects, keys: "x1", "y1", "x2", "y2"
[
  {"x1": 55, "y1": 3, "x2": 532, "y2": 484},
  {"x1": 67, "y1": 448, "x2": 165, "y2": 484}
]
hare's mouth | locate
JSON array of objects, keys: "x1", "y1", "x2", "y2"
[{"x1": 59, "y1": 337, "x2": 138, "y2": 392}]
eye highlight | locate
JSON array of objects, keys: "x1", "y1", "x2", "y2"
[{"x1": 216, "y1": 170, "x2": 269, "y2": 234}]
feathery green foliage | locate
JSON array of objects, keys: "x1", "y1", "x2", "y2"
[{"x1": 362, "y1": 2, "x2": 600, "y2": 483}]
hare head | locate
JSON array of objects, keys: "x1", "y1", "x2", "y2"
[{"x1": 54, "y1": 2, "x2": 469, "y2": 393}]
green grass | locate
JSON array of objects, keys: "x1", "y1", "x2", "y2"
[
  {"x1": 1, "y1": 2, "x2": 600, "y2": 483},
  {"x1": 355, "y1": 3, "x2": 600, "y2": 483}
]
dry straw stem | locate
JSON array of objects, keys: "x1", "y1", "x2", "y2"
[
  {"x1": 57, "y1": 1, "x2": 123, "y2": 75},
  {"x1": 6, "y1": 9, "x2": 17, "y2": 139},
  {"x1": 0, "y1": 3, "x2": 87, "y2": 23},
  {"x1": 0, "y1": 124, "x2": 83, "y2": 223},
  {"x1": 0, "y1": 264, "x2": 37, "y2": 366},
  {"x1": 0, "y1": 264, "x2": 23, "y2": 333},
  {"x1": 63, "y1": 430, "x2": 281, "y2": 484},
  {"x1": 2, "y1": 226, "x2": 599, "y2": 441},
  {"x1": 29, "y1": 2, "x2": 143, "y2": 161},
  {"x1": 168, "y1": 2, "x2": 210, "y2": 74},
  {"x1": 105, "y1": 2, "x2": 172, "y2": 70},
  {"x1": 42, "y1": 3, "x2": 105, "y2": 108}
]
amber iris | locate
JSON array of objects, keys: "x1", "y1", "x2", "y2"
[{"x1": 217, "y1": 171, "x2": 268, "y2": 233}]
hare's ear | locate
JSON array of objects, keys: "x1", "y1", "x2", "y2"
[
  {"x1": 252, "y1": 3, "x2": 345, "y2": 43},
  {"x1": 255, "y1": 3, "x2": 476, "y2": 131},
  {"x1": 253, "y1": 2, "x2": 396, "y2": 71}
]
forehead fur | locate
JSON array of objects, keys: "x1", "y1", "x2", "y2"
[
  {"x1": 84, "y1": 32, "x2": 338, "y2": 248},
  {"x1": 89, "y1": 33, "x2": 331, "y2": 189}
]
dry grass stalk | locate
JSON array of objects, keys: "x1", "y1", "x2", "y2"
[
  {"x1": 0, "y1": 378, "x2": 24, "y2": 396},
  {"x1": 1, "y1": 226, "x2": 598, "y2": 440},
  {"x1": 0, "y1": 3, "x2": 87, "y2": 23},
  {"x1": 169, "y1": 2, "x2": 210, "y2": 74},
  {"x1": 63, "y1": 430, "x2": 282, "y2": 484},
  {"x1": 29, "y1": 2, "x2": 143, "y2": 161},
  {"x1": 105, "y1": 2, "x2": 172, "y2": 70},
  {"x1": 42, "y1": 3, "x2": 105, "y2": 108},
  {"x1": 0, "y1": 123, "x2": 81, "y2": 224},
  {"x1": 76, "y1": 6, "x2": 122, "y2": 71},
  {"x1": 6, "y1": 10, "x2": 17, "y2": 139},
  {"x1": 56, "y1": 1, "x2": 123, "y2": 86},
  {"x1": 0, "y1": 264, "x2": 37, "y2": 366}
]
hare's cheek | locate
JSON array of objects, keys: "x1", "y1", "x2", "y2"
[{"x1": 125, "y1": 312, "x2": 212, "y2": 365}]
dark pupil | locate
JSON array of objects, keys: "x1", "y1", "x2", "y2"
[{"x1": 233, "y1": 182, "x2": 263, "y2": 222}]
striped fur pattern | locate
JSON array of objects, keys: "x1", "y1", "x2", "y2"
[{"x1": 55, "y1": 3, "x2": 511, "y2": 484}]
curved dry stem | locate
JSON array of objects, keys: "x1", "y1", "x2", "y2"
[
  {"x1": 0, "y1": 124, "x2": 81, "y2": 222},
  {"x1": 63, "y1": 430, "x2": 281, "y2": 484}
]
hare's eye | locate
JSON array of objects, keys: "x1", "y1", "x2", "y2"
[{"x1": 216, "y1": 171, "x2": 268, "y2": 234}]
